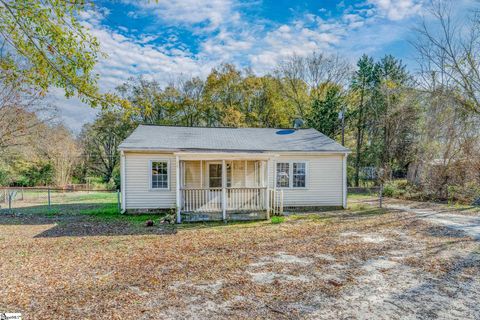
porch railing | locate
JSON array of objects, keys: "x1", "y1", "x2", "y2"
[
  {"x1": 227, "y1": 187, "x2": 266, "y2": 211},
  {"x1": 181, "y1": 187, "x2": 268, "y2": 213},
  {"x1": 181, "y1": 188, "x2": 222, "y2": 212},
  {"x1": 269, "y1": 189, "x2": 284, "y2": 216}
]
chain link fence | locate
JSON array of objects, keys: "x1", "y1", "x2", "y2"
[{"x1": 0, "y1": 187, "x2": 120, "y2": 215}]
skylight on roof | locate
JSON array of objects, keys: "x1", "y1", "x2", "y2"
[{"x1": 276, "y1": 129, "x2": 296, "y2": 135}]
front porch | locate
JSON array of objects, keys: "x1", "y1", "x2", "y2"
[{"x1": 175, "y1": 157, "x2": 283, "y2": 222}]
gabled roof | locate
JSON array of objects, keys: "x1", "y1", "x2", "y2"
[{"x1": 119, "y1": 125, "x2": 350, "y2": 153}]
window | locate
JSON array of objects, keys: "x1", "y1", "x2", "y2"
[
  {"x1": 276, "y1": 163, "x2": 290, "y2": 188},
  {"x1": 293, "y1": 162, "x2": 306, "y2": 188},
  {"x1": 151, "y1": 161, "x2": 168, "y2": 189},
  {"x1": 276, "y1": 161, "x2": 307, "y2": 188}
]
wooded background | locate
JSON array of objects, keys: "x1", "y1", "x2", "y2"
[{"x1": 0, "y1": 0, "x2": 478, "y2": 204}]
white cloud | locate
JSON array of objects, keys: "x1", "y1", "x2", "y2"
[
  {"x1": 125, "y1": 0, "x2": 237, "y2": 32},
  {"x1": 368, "y1": 0, "x2": 423, "y2": 21}
]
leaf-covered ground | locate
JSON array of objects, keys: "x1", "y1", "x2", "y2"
[{"x1": 1, "y1": 203, "x2": 479, "y2": 319}]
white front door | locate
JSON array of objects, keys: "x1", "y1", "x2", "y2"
[{"x1": 208, "y1": 163, "x2": 222, "y2": 188}]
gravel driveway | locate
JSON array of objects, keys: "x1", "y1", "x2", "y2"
[{"x1": 387, "y1": 203, "x2": 480, "y2": 240}]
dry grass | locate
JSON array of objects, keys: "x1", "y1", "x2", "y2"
[{"x1": 0, "y1": 205, "x2": 479, "y2": 319}]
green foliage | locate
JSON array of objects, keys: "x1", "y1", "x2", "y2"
[
  {"x1": 307, "y1": 83, "x2": 343, "y2": 138},
  {"x1": 0, "y1": 0, "x2": 129, "y2": 109},
  {"x1": 118, "y1": 65, "x2": 297, "y2": 128},
  {"x1": 0, "y1": 161, "x2": 12, "y2": 185},
  {"x1": 382, "y1": 180, "x2": 423, "y2": 200},
  {"x1": 382, "y1": 183, "x2": 396, "y2": 197},
  {"x1": 447, "y1": 183, "x2": 480, "y2": 204},
  {"x1": 14, "y1": 160, "x2": 54, "y2": 187},
  {"x1": 349, "y1": 54, "x2": 419, "y2": 186},
  {"x1": 270, "y1": 216, "x2": 284, "y2": 224}
]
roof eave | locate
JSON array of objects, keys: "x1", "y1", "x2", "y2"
[{"x1": 118, "y1": 146, "x2": 351, "y2": 154}]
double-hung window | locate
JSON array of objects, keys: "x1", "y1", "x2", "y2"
[
  {"x1": 292, "y1": 162, "x2": 306, "y2": 188},
  {"x1": 276, "y1": 163, "x2": 290, "y2": 188},
  {"x1": 151, "y1": 161, "x2": 169, "y2": 189},
  {"x1": 276, "y1": 161, "x2": 307, "y2": 188}
]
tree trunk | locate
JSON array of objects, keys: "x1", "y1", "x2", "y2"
[{"x1": 354, "y1": 82, "x2": 366, "y2": 187}]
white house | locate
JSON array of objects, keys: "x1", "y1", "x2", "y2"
[{"x1": 118, "y1": 125, "x2": 350, "y2": 222}]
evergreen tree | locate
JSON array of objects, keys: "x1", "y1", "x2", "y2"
[{"x1": 307, "y1": 84, "x2": 343, "y2": 138}]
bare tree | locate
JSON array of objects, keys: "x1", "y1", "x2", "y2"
[
  {"x1": 275, "y1": 52, "x2": 351, "y2": 117},
  {"x1": 0, "y1": 76, "x2": 55, "y2": 152},
  {"x1": 414, "y1": 0, "x2": 480, "y2": 114}
]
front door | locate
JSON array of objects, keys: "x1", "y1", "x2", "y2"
[
  {"x1": 208, "y1": 163, "x2": 222, "y2": 188},
  {"x1": 208, "y1": 162, "x2": 232, "y2": 188}
]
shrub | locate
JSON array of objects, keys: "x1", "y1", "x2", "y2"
[
  {"x1": 381, "y1": 179, "x2": 423, "y2": 200},
  {"x1": 447, "y1": 183, "x2": 480, "y2": 204},
  {"x1": 271, "y1": 216, "x2": 284, "y2": 224},
  {"x1": 382, "y1": 183, "x2": 396, "y2": 197}
]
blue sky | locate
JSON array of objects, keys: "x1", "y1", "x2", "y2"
[{"x1": 54, "y1": 0, "x2": 475, "y2": 131}]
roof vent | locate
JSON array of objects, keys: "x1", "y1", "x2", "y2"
[{"x1": 293, "y1": 118, "x2": 304, "y2": 130}]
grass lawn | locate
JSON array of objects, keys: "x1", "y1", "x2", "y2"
[{"x1": 0, "y1": 194, "x2": 479, "y2": 319}]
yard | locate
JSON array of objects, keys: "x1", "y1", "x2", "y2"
[{"x1": 1, "y1": 193, "x2": 479, "y2": 319}]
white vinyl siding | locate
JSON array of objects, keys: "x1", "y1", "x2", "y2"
[
  {"x1": 124, "y1": 152, "x2": 176, "y2": 209},
  {"x1": 270, "y1": 154, "x2": 343, "y2": 207},
  {"x1": 123, "y1": 152, "x2": 344, "y2": 210}
]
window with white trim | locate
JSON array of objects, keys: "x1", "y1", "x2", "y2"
[
  {"x1": 276, "y1": 161, "x2": 307, "y2": 188},
  {"x1": 293, "y1": 162, "x2": 306, "y2": 188},
  {"x1": 276, "y1": 162, "x2": 290, "y2": 188},
  {"x1": 151, "y1": 161, "x2": 169, "y2": 189}
]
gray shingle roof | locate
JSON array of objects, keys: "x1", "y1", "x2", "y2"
[{"x1": 119, "y1": 125, "x2": 350, "y2": 153}]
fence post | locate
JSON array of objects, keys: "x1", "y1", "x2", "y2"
[
  {"x1": 117, "y1": 189, "x2": 121, "y2": 213},
  {"x1": 379, "y1": 183, "x2": 383, "y2": 208},
  {"x1": 48, "y1": 187, "x2": 51, "y2": 210},
  {"x1": 8, "y1": 191, "x2": 12, "y2": 212}
]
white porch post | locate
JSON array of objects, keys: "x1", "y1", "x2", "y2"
[
  {"x1": 342, "y1": 153, "x2": 348, "y2": 209},
  {"x1": 176, "y1": 156, "x2": 181, "y2": 223},
  {"x1": 200, "y1": 160, "x2": 203, "y2": 188},
  {"x1": 265, "y1": 159, "x2": 270, "y2": 219},
  {"x1": 222, "y1": 159, "x2": 227, "y2": 221}
]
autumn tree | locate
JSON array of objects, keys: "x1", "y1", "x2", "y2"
[
  {"x1": 0, "y1": 75, "x2": 53, "y2": 152},
  {"x1": 0, "y1": 0, "x2": 128, "y2": 108},
  {"x1": 275, "y1": 52, "x2": 350, "y2": 118}
]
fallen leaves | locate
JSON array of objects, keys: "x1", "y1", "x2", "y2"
[{"x1": 0, "y1": 208, "x2": 479, "y2": 319}]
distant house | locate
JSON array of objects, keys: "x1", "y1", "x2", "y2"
[{"x1": 119, "y1": 125, "x2": 350, "y2": 222}]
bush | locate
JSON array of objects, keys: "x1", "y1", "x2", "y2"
[
  {"x1": 382, "y1": 183, "x2": 396, "y2": 197},
  {"x1": 0, "y1": 162, "x2": 12, "y2": 186},
  {"x1": 447, "y1": 183, "x2": 480, "y2": 204},
  {"x1": 271, "y1": 216, "x2": 284, "y2": 224},
  {"x1": 14, "y1": 161, "x2": 54, "y2": 186},
  {"x1": 381, "y1": 179, "x2": 423, "y2": 200}
]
